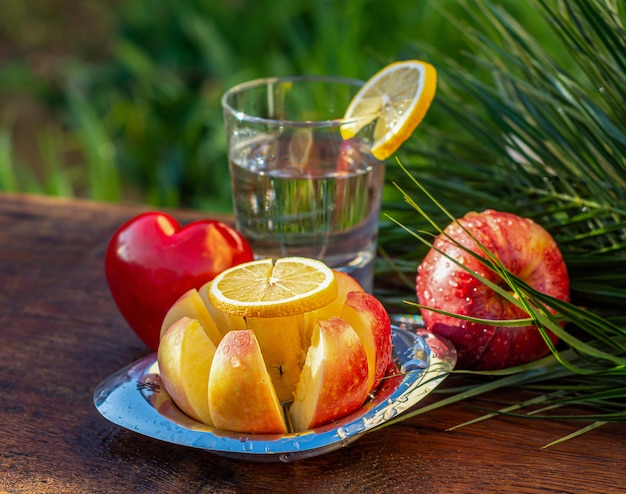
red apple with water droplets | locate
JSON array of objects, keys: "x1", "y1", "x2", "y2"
[{"x1": 416, "y1": 209, "x2": 570, "y2": 370}]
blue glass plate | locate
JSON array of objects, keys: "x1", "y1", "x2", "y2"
[{"x1": 94, "y1": 318, "x2": 456, "y2": 462}]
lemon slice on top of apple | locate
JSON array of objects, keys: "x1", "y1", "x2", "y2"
[
  {"x1": 206, "y1": 257, "x2": 338, "y2": 318},
  {"x1": 157, "y1": 257, "x2": 393, "y2": 435}
]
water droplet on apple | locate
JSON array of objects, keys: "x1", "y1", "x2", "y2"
[{"x1": 231, "y1": 356, "x2": 241, "y2": 368}]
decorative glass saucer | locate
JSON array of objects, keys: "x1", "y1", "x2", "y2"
[{"x1": 94, "y1": 316, "x2": 456, "y2": 462}]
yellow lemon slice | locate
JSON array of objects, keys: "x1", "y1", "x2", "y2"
[
  {"x1": 341, "y1": 59, "x2": 437, "y2": 160},
  {"x1": 207, "y1": 257, "x2": 338, "y2": 318}
]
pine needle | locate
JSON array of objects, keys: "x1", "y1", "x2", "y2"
[
  {"x1": 377, "y1": 0, "x2": 626, "y2": 446},
  {"x1": 541, "y1": 421, "x2": 608, "y2": 449}
]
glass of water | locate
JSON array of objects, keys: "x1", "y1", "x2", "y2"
[{"x1": 221, "y1": 76, "x2": 385, "y2": 292}]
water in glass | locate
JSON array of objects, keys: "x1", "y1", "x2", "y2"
[{"x1": 230, "y1": 131, "x2": 384, "y2": 292}]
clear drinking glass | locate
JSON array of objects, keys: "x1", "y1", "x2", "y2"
[{"x1": 221, "y1": 76, "x2": 385, "y2": 292}]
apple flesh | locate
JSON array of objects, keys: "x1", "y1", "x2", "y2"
[
  {"x1": 340, "y1": 291, "x2": 393, "y2": 394},
  {"x1": 303, "y1": 270, "x2": 364, "y2": 347},
  {"x1": 416, "y1": 209, "x2": 570, "y2": 370},
  {"x1": 198, "y1": 280, "x2": 246, "y2": 336},
  {"x1": 289, "y1": 317, "x2": 369, "y2": 431},
  {"x1": 158, "y1": 316, "x2": 217, "y2": 426},
  {"x1": 244, "y1": 315, "x2": 306, "y2": 404},
  {"x1": 160, "y1": 288, "x2": 222, "y2": 345},
  {"x1": 313, "y1": 270, "x2": 366, "y2": 320},
  {"x1": 208, "y1": 329, "x2": 287, "y2": 434}
]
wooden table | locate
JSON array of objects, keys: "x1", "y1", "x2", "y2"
[{"x1": 1, "y1": 192, "x2": 624, "y2": 494}]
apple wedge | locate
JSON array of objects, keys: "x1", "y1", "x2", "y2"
[
  {"x1": 244, "y1": 315, "x2": 306, "y2": 403},
  {"x1": 306, "y1": 270, "x2": 365, "y2": 321},
  {"x1": 208, "y1": 329, "x2": 287, "y2": 434},
  {"x1": 340, "y1": 291, "x2": 393, "y2": 394},
  {"x1": 289, "y1": 317, "x2": 369, "y2": 432},
  {"x1": 160, "y1": 288, "x2": 222, "y2": 345},
  {"x1": 198, "y1": 280, "x2": 246, "y2": 336},
  {"x1": 303, "y1": 270, "x2": 365, "y2": 348},
  {"x1": 158, "y1": 316, "x2": 217, "y2": 426}
]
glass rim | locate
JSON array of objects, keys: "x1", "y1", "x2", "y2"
[{"x1": 221, "y1": 75, "x2": 375, "y2": 128}]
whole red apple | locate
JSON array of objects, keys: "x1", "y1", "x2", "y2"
[
  {"x1": 416, "y1": 209, "x2": 570, "y2": 370},
  {"x1": 105, "y1": 212, "x2": 254, "y2": 351}
]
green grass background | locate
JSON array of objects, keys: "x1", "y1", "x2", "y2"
[{"x1": 0, "y1": 0, "x2": 562, "y2": 212}]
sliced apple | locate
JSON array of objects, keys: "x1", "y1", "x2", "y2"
[
  {"x1": 310, "y1": 270, "x2": 365, "y2": 319},
  {"x1": 303, "y1": 270, "x2": 365, "y2": 348},
  {"x1": 208, "y1": 329, "x2": 287, "y2": 434},
  {"x1": 340, "y1": 291, "x2": 393, "y2": 394},
  {"x1": 244, "y1": 315, "x2": 306, "y2": 403},
  {"x1": 198, "y1": 280, "x2": 246, "y2": 336},
  {"x1": 289, "y1": 317, "x2": 369, "y2": 431},
  {"x1": 160, "y1": 288, "x2": 222, "y2": 345},
  {"x1": 157, "y1": 316, "x2": 217, "y2": 426}
]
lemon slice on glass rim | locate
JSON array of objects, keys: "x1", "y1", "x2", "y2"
[
  {"x1": 207, "y1": 257, "x2": 338, "y2": 318},
  {"x1": 341, "y1": 59, "x2": 437, "y2": 160}
]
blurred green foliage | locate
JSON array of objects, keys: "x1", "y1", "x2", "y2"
[{"x1": 0, "y1": 0, "x2": 560, "y2": 211}]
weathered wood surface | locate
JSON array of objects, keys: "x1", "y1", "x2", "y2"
[{"x1": 1, "y1": 192, "x2": 624, "y2": 494}]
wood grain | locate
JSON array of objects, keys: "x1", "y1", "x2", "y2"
[{"x1": 0, "y1": 192, "x2": 624, "y2": 494}]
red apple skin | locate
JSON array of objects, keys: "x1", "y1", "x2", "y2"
[
  {"x1": 416, "y1": 209, "x2": 570, "y2": 370},
  {"x1": 340, "y1": 291, "x2": 393, "y2": 394},
  {"x1": 105, "y1": 212, "x2": 254, "y2": 351},
  {"x1": 289, "y1": 317, "x2": 369, "y2": 431}
]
